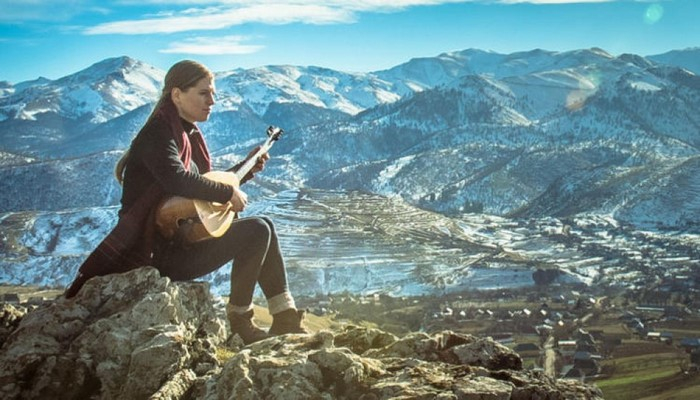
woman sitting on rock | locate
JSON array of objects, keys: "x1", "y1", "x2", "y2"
[{"x1": 65, "y1": 60, "x2": 306, "y2": 344}]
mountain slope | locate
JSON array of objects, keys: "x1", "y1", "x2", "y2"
[
  {"x1": 215, "y1": 65, "x2": 402, "y2": 116},
  {"x1": 1, "y1": 47, "x2": 700, "y2": 298},
  {"x1": 0, "y1": 56, "x2": 162, "y2": 123},
  {"x1": 649, "y1": 47, "x2": 700, "y2": 75},
  {"x1": 1, "y1": 47, "x2": 699, "y2": 227}
]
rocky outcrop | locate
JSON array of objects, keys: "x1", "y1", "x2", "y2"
[
  {"x1": 0, "y1": 267, "x2": 604, "y2": 399},
  {"x1": 0, "y1": 267, "x2": 225, "y2": 400}
]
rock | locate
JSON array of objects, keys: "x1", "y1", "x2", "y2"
[
  {"x1": 196, "y1": 329, "x2": 602, "y2": 400},
  {"x1": 26, "y1": 296, "x2": 47, "y2": 306},
  {"x1": 333, "y1": 325, "x2": 398, "y2": 354},
  {"x1": 0, "y1": 303, "x2": 26, "y2": 347},
  {"x1": 0, "y1": 267, "x2": 226, "y2": 400},
  {"x1": 149, "y1": 369, "x2": 197, "y2": 400},
  {"x1": 0, "y1": 266, "x2": 604, "y2": 400}
]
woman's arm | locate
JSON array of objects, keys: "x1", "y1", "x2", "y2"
[{"x1": 135, "y1": 119, "x2": 233, "y2": 203}]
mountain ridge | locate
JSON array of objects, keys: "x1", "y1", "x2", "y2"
[
  {"x1": 2, "y1": 47, "x2": 699, "y2": 229},
  {"x1": 0, "y1": 46, "x2": 699, "y2": 295}
]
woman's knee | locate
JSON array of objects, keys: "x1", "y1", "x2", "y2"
[
  {"x1": 260, "y1": 216, "x2": 276, "y2": 232},
  {"x1": 236, "y1": 217, "x2": 272, "y2": 244}
]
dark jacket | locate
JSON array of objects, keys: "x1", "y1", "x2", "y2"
[
  {"x1": 66, "y1": 101, "x2": 236, "y2": 298},
  {"x1": 120, "y1": 116, "x2": 232, "y2": 216}
]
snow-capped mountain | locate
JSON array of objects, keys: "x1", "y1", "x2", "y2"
[
  {"x1": 0, "y1": 57, "x2": 163, "y2": 157},
  {"x1": 374, "y1": 47, "x2": 617, "y2": 92},
  {"x1": 215, "y1": 65, "x2": 402, "y2": 116},
  {"x1": 649, "y1": 47, "x2": 700, "y2": 75},
  {"x1": 2, "y1": 48, "x2": 699, "y2": 222},
  {"x1": 0, "y1": 57, "x2": 162, "y2": 123},
  {"x1": 1, "y1": 47, "x2": 699, "y2": 294},
  {"x1": 0, "y1": 81, "x2": 13, "y2": 98},
  {"x1": 283, "y1": 49, "x2": 700, "y2": 232}
]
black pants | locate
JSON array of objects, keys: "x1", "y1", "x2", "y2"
[{"x1": 153, "y1": 216, "x2": 289, "y2": 307}]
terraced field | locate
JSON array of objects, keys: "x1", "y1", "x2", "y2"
[{"x1": 1, "y1": 189, "x2": 699, "y2": 298}]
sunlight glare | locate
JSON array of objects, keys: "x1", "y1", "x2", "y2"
[
  {"x1": 566, "y1": 70, "x2": 601, "y2": 111},
  {"x1": 643, "y1": 3, "x2": 664, "y2": 25}
]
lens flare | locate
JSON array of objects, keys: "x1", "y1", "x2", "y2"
[
  {"x1": 566, "y1": 70, "x2": 601, "y2": 111},
  {"x1": 644, "y1": 3, "x2": 664, "y2": 25}
]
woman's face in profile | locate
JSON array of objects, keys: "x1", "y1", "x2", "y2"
[{"x1": 173, "y1": 77, "x2": 216, "y2": 123}]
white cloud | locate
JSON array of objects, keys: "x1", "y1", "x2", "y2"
[
  {"x1": 160, "y1": 35, "x2": 264, "y2": 55},
  {"x1": 115, "y1": 0, "x2": 622, "y2": 5},
  {"x1": 83, "y1": 0, "x2": 629, "y2": 35},
  {"x1": 497, "y1": 0, "x2": 613, "y2": 4},
  {"x1": 84, "y1": 3, "x2": 354, "y2": 34},
  {"x1": 0, "y1": 0, "x2": 108, "y2": 23}
]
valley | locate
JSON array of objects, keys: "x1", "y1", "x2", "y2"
[
  {"x1": 2, "y1": 47, "x2": 700, "y2": 399},
  {"x1": 2, "y1": 188, "x2": 699, "y2": 400},
  {"x1": 2, "y1": 188, "x2": 698, "y2": 299}
]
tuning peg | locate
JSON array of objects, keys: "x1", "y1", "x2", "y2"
[{"x1": 266, "y1": 126, "x2": 284, "y2": 137}]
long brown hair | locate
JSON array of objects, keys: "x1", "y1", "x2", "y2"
[{"x1": 114, "y1": 60, "x2": 214, "y2": 184}]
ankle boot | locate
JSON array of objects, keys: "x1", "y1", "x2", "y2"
[
  {"x1": 226, "y1": 305, "x2": 270, "y2": 345},
  {"x1": 269, "y1": 308, "x2": 308, "y2": 336}
]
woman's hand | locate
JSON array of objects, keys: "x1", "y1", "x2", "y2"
[
  {"x1": 248, "y1": 146, "x2": 270, "y2": 175},
  {"x1": 229, "y1": 186, "x2": 248, "y2": 212}
]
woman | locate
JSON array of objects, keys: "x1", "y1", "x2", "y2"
[{"x1": 65, "y1": 60, "x2": 306, "y2": 344}]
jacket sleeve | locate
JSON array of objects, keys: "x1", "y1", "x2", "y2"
[{"x1": 135, "y1": 119, "x2": 233, "y2": 203}]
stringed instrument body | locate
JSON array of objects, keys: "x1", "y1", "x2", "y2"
[{"x1": 155, "y1": 126, "x2": 283, "y2": 244}]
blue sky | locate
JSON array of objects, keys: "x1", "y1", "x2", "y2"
[{"x1": 0, "y1": 0, "x2": 697, "y2": 84}]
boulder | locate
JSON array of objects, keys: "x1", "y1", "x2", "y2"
[
  {"x1": 197, "y1": 330, "x2": 602, "y2": 400},
  {"x1": 0, "y1": 267, "x2": 604, "y2": 400},
  {"x1": 0, "y1": 267, "x2": 226, "y2": 400},
  {"x1": 0, "y1": 303, "x2": 26, "y2": 347}
]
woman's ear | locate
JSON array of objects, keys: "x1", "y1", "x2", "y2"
[{"x1": 171, "y1": 87, "x2": 182, "y2": 106}]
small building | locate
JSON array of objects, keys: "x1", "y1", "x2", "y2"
[
  {"x1": 680, "y1": 338, "x2": 700, "y2": 353},
  {"x1": 691, "y1": 349, "x2": 700, "y2": 365},
  {"x1": 1, "y1": 293, "x2": 20, "y2": 303},
  {"x1": 561, "y1": 365, "x2": 586, "y2": 381},
  {"x1": 574, "y1": 351, "x2": 602, "y2": 362},
  {"x1": 514, "y1": 342, "x2": 541, "y2": 357},
  {"x1": 636, "y1": 305, "x2": 665, "y2": 313},
  {"x1": 646, "y1": 331, "x2": 673, "y2": 344},
  {"x1": 558, "y1": 340, "x2": 578, "y2": 361},
  {"x1": 573, "y1": 353, "x2": 601, "y2": 376},
  {"x1": 625, "y1": 318, "x2": 645, "y2": 333},
  {"x1": 536, "y1": 324, "x2": 553, "y2": 336},
  {"x1": 577, "y1": 343, "x2": 598, "y2": 354},
  {"x1": 574, "y1": 329, "x2": 596, "y2": 346}
]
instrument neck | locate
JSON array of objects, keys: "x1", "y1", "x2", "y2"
[{"x1": 235, "y1": 139, "x2": 274, "y2": 181}]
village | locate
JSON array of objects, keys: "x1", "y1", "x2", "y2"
[
  {"x1": 295, "y1": 270, "x2": 700, "y2": 399},
  {"x1": 2, "y1": 266, "x2": 700, "y2": 399}
]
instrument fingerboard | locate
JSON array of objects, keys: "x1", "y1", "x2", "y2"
[{"x1": 234, "y1": 126, "x2": 283, "y2": 181}]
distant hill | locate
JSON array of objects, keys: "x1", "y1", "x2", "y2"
[
  {"x1": 649, "y1": 47, "x2": 700, "y2": 75},
  {"x1": 1, "y1": 47, "x2": 699, "y2": 295}
]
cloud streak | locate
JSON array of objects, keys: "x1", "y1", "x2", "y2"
[
  {"x1": 497, "y1": 0, "x2": 614, "y2": 4},
  {"x1": 82, "y1": 0, "x2": 629, "y2": 35},
  {"x1": 159, "y1": 35, "x2": 264, "y2": 54},
  {"x1": 0, "y1": 0, "x2": 110, "y2": 23},
  {"x1": 84, "y1": 3, "x2": 355, "y2": 35}
]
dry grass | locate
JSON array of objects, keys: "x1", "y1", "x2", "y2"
[
  {"x1": 251, "y1": 304, "x2": 337, "y2": 332},
  {"x1": 594, "y1": 345, "x2": 700, "y2": 400},
  {"x1": 0, "y1": 284, "x2": 64, "y2": 301}
]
